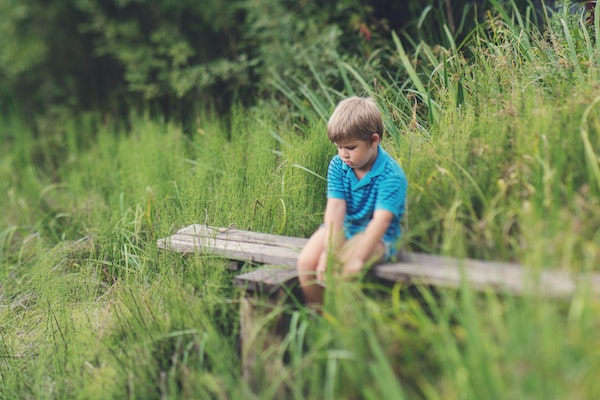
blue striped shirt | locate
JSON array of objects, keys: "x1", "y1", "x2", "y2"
[{"x1": 327, "y1": 145, "x2": 407, "y2": 244}]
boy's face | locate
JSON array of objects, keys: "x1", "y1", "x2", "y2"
[{"x1": 334, "y1": 135, "x2": 379, "y2": 172}]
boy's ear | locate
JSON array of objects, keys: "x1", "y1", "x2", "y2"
[{"x1": 371, "y1": 133, "x2": 381, "y2": 145}]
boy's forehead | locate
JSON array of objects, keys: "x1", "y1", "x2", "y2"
[{"x1": 334, "y1": 139, "x2": 364, "y2": 146}]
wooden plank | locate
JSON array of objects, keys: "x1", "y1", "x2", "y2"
[
  {"x1": 233, "y1": 267, "x2": 298, "y2": 294},
  {"x1": 372, "y1": 253, "x2": 580, "y2": 298},
  {"x1": 375, "y1": 254, "x2": 600, "y2": 298},
  {"x1": 231, "y1": 258, "x2": 590, "y2": 299},
  {"x1": 158, "y1": 233, "x2": 301, "y2": 266},
  {"x1": 238, "y1": 293, "x2": 288, "y2": 393},
  {"x1": 172, "y1": 224, "x2": 308, "y2": 249}
]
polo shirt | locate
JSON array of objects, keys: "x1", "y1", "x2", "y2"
[{"x1": 327, "y1": 145, "x2": 407, "y2": 244}]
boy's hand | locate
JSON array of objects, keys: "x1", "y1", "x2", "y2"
[
  {"x1": 342, "y1": 258, "x2": 364, "y2": 276},
  {"x1": 316, "y1": 252, "x2": 328, "y2": 282},
  {"x1": 337, "y1": 210, "x2": 392, "y2": 279}
]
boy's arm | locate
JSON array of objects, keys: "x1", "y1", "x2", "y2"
[
  {"x1": 323, "y1": 198, "x2": 346, "y2": 244},
  {"x1": 316, "y1": 198, "x2": 346, "y2": 279},
  {"x1": 341, "y1": 209, "x2": 393, "y2": 274}
]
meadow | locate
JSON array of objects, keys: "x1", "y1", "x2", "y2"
[{"x1": 1, "y1": 2, "x2": 600, "y2": 399}]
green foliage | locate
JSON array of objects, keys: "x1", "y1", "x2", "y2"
[
  {"x1": 2, "y1": 0, "x2": 549, "y2": 121},
  {"x1": 0, "y1": 0, "x2": 386, "y2": 119},
  {"x1": 75, "y1": 0, "x2": 252, "y2": 101},
  {"x1": 0, "y1": 0, "x2": 46, "y2": 78}
]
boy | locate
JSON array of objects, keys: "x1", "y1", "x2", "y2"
[{"x1": 297, "y1": 96, "x2": 408, "y2": 306}]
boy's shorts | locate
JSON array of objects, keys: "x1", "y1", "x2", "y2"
[
  {"x1": 345, "y1": 229, "x2": 397, "y2": 262},
  {"x1": 382, "y1": 240, "x2": 397, "y2": 262}
]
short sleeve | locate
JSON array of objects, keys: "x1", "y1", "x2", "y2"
[
  {"x1": 327, "y1": 156, "x2": 346, "y2": 199},
  {"x1": 376, "y1": 173, "x2": 407, "y2": 218}
]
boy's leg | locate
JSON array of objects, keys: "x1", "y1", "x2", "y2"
[
  {"x1": 337, "y1": 233, "x2": 386, "y2": 277},
  {"x1": 297, "y1": 227, "x2": 326, "y2": 306}
]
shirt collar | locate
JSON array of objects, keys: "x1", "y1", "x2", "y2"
[
  {"x1": 347, "y1": 145, "x2": 387, "y2": 190},
  {"x1": 369, "y1": 145, "x2": 388, "y2": 178}
]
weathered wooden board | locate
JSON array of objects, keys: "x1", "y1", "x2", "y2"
[
  {"x1": 374, "y1": 253, "x2": 599, "y2": 298},
  {"x1": 157, "y1": 224, "x2": 307, "y2": 266},
  {"x1": 233, "y1": 267, "x2": 298, "y2": 294},
  {"x1": 174, "y1": 224, "x2": 309, "y2": 249},
  {"x1": 158, "y1": 225, "x2": 600, "y2": 298}
]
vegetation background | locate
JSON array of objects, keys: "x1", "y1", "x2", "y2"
[{"x1": 1, "y1": 0, "x2": 600, "y2": 398}]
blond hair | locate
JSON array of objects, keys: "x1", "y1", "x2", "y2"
[{"x1": 327, "y1": 96, "x2": 384, "y2": 143}]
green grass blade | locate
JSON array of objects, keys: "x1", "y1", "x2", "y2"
[
  {"x1": 392, "y1": 31, "x2": 440, "y2": 122},
  {"x1": 560, "y1": 18, "x2": 584, "y2": 81},
  {"x1": 579, "y1": 95, "x2": 600, "y2": 191}
]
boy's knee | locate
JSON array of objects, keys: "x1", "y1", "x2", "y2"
[
  {"x1": 296, "y1": 254, "x2": 312, "y2": 274},
  {"x1": 297, "y1": 258, "x2": 318, "y2": 287},
  {"x1": 296, "y1": 228, "x2": 325, "y2": 270},
  {"x1": 339, "y1": 234, "x2": 385, "y2": 265}
]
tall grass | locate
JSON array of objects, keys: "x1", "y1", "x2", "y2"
[
  {"x1": 0, "y1": 103, "x2": 336, "y2": 398},
  {"x1": 275, "y1": 0, "x2": 600, "y2": 267},
  {"x1": 1, "y1": 1, "x2": 600, "y2": 398}
]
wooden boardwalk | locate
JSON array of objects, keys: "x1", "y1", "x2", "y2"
[
  {"x1": 158, "y1": 224, "x2": 600, "y2": 386},
  {"x1": 157, "y1": 224, "x2": 600, "y2": 298}
]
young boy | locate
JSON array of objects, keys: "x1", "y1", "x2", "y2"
[{"x1": 297, "y1": 96, "x2": 408, "y2": 306}]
